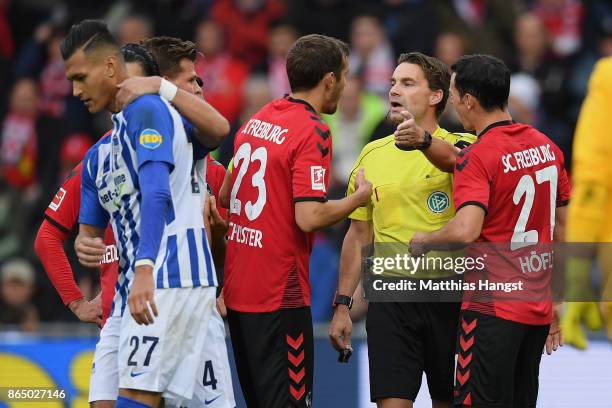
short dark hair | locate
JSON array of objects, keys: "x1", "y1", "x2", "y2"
[
  {"x1": 286, "y1": 34, "x2": 349, "y2": 92},
  {"x1": 140, "y1": 36, "x2": 198, "y2": 77},
  {"x1": 451, "y1": 54, "x2": 510, "y2": 112},
  {"x1": 397, "y1": 52, "x2": 450, "y2": 117},
  {"x1": 121, "y1": 43, "x2": 160, "y2": 76},
  {"x1": 60, "y1": 19, "x2": 120, "y2": 60}
]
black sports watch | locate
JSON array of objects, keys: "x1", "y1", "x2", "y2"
[{"x1": 332, "y1": 293, "x2": 353, "y2": 310}]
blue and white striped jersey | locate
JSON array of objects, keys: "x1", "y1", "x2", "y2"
[{"x1": 80, "y1": 94, "x2": 216, "y2": 317}]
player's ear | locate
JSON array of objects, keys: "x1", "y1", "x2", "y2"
[
  {"x1": 323, "y1": 72, "x2": 335, "y2": 91},
  {"x1": 429, "y1": 89, "x2": 443, "y2": 107},
  {"x1": 105, "y1": 55, "x2": 118, "y2": 78}
]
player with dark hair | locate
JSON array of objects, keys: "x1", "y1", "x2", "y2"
[
  {"x1": 410, "y1": 54, "x2": 570, "y2": 408},
  {"x1": 61, "y1": 20, "x2": 225, "y2": 408},
  {"x1": 328, "y1": 52, "x2": 474, "y2": 408},
  {"x1": 223, "y1": 34, "x2": 372, "y2": 407}
]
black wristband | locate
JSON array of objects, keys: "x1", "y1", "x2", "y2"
[
  {"x1": 332, "y1": 293, "x2": 353, "y2": 310},
  {"x1": 417, "y1": 131, "x2": 433, "y2": 150}
]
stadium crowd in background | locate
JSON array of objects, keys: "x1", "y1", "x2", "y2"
[{"x1": 0, "y1": 0, "x2": 611, "y2": 326}]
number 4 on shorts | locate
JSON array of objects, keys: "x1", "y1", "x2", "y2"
[{"x1": 203, "y1": 360, "x2": 218, "y2": 390}]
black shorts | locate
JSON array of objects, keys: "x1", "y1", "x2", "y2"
[
  {"x1": 227, "y1": 307, "x2": 314, "y2": 408},
  {"x1": 366, "y1": 301, "x2": 461, "y2": 402},
  {"x1": 454, "y1": 310, "x2": 550, "y2": 408}
]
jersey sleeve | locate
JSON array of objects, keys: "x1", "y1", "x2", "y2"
[
  {"x1": 291, "y1": 123, "x2": 332, "y2": 202},
  {"x1": 44, "y1": 163, "x2": 83, "y2": 233},
  {"x1": 182, "y1": 116, "x2": 211, "y2": 161},
  {"x1": 453, "y1": 148, "x2": 491, "y2": 214},
  {"x1": 125, "y1": 95, "x2": 175, "y2": 170},
  {"x1": 79, "y1": 147, "x2": 110, "y2": 228},
  {"x1": 346, "y1": 148, "x2": 373, "y2": 221}
]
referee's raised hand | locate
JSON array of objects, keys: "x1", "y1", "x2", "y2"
[{"x1": 394, "y1": 110, "x2": 427, "y2": 150}]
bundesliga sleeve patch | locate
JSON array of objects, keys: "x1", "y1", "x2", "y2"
[
  {"x1": 310, "y1": 166, "x2": 326, "y2": 192},
  {"x1": 49, "y1": 188, "x2": 67, "y2": 211},
  {"x1": 139, "y1": 129, "x2": 163, "y2": 149}
]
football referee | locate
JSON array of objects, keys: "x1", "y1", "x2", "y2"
[{"x1": 329, "y1": 52, "x2": 474, "y2": 408}]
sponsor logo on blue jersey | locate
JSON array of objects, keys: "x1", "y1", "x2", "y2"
[{"x1": 139, "y1": 129, "x2": 163, "y2": 149}]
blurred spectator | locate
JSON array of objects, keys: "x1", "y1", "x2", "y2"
[
  {"x1": 435, "y1": 32, "x2": 466, "y2": 132},
  {"x1": 434, "y1": 0, "x2": 520, "y2": 60},
  {"x1": 217, "y1": 74, "x2": 272, "y2": 165},
  {"x1": 532, "y1": 0, "x2": 584, "y2": 57},
  {"x1": 195, "y1": 19, "x2": 250, "y2": 125},
  {"x1": 435, "y1": 31, "x2": 466, "y2": 66},
  {"x1": 510, "y1": 13, "x2": 571, "y2": 122},
  {"x1": 211, "y1": 0, "x2": 286, "y2": 67},
  {"x1": 348, "y1": 14, "x2": 395, "y2": 97},
  {"x1": 1, "y1": 78, "x2": 39, "y2": 190},
  {"x1": 324, "y1": 74, "x2": 387, "y2": 185},
  {"x1": 379, "y1": 0, "x2": 437, "y2": 57},
  {"x1": 0, "y1": 78, "x2": 64, "y2": 220},
  {"x1": 0, "y1": 258, "x2": 39, "y2": 331},
  {"x1": 509, "y1": 72, "x2": 540, "y2": 125},
  {"x1": 38, "y1": 27, "x2": 71, "y2": 119},
  {"x1": 263, "y1": 21, "x2": 297, "y2": 99},
  {"x1": 0, "y1": 177, "x2": 26, "y2": 259},
  {"x1": 117, "y1": 14, "x2": 153, "y2": 45},
  {"x1": 59, "y1": 133, "x2": 92, "y2": 180}
]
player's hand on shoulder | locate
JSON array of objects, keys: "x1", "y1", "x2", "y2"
[
  {"x1": 116, "y1": 76, "x2": 162, "y2": 109},
  {"x1": 353, "y1": 167, "x2": 372, "y2": 206},
  {"x1": 394, "y1": 110, "x2": 425, "y2": 150},
  {"x1": 329, "y1": 305, "x2": 353, "y2": 354},
  {"x1": 68, "y1": 298, "x2": 102, "y2": 325},
  {"x1": 129, "y1": 264, "x2": 158, "y2": 325},
  {"x1": 75, "y1": 235, "x2": 106, "y2": 268}
]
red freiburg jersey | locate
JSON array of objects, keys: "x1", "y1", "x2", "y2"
[
  {"x1": 224, "y1": 96, "x2": 332, "y2": 312},
  {"x1": 45, "y1": 161, "x2": 118, "y2": 325},
  {"x1": 453, "y1": 121, "x2": 570, "y2": 325}
]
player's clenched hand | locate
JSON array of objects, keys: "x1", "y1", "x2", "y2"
[
  {"x1": 329, "y1": 306, "x2": 353, "y2": 352},
  {"x1": 546, "y1": 303, "x2": 563, "y2": 355},
  {"x1": 394, "y1": 110, "x2": 426, "y2": 150},
  {"x1": 129, "y1": 265, "x2": 158, "y2": 325},
  {"x1": 409, "y1": 232, "x2": 429, "y2": 257},
  {"x1": 75, "y1": 235, "x2": 105, "y2": 268},
  {"x1": 216, "y1": 294, "x2": 227, "y2": 318},
  {"x1": 353, "y1": 167, "x2": 373, "y2": 206},
  {"x1": 208, "y1": 196, "x2": 229, "y2": 236},
  {"x1": 68, "y1": 298, "x2": 102, "y2": 325},
  {"x1": 116, "y1": 76, "x2": 162, "y2": 108}
]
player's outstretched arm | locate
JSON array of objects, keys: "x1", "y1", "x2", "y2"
[
  {"x1": 294, "y1": 168, "x2": 372, "y2": 233},
  {"x1": 117, "y1": 76, "x2": 229, "y2": 148},
  {"x1": 329, "y1": 219, "x2": 373, "y2": 352}
]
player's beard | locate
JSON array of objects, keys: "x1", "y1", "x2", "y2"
[
  {"x1": 387, "y1": 109, "x2": 404, "y2": 126},
  {"x1": 322, "y1": 83, "x2": 343, "y2": 114}
]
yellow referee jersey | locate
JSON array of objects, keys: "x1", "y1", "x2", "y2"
[{"x1": 347, "y1": 127, "x2": 475, "y2": 243}]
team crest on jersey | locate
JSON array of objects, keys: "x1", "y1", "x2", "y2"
[
  {"x1": 427, "y1": 191, "x2": 449, "y2": 213},
  {"x1": 49, "y1": 188, "x2": 67, "y2": 211},
  {"x1": 310, "y1": 166, "x2": 326, "y2": 192},
  {"x1": 139, "y1": 129, "x2": 163, "y2": 149}
]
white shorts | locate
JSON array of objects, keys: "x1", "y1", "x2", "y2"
[
  {"x1": 118, "y1": 286, "x2": 216, "y2": 401},
  {"x1": 89, "y1": 316, "x2": 121, "y2": 402}
]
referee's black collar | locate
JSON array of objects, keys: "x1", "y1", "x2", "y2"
[
  {"x1": 477, "y1": 120, "x2": 514, "y2": 138},
  {"x1": 285, "y1": 94, "x2": 318, "y2": 115}
]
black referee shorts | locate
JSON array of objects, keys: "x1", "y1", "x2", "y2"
[
  {"x1": 227, "y1": 307, "x2": 314, "y2": 408},
  {"x1": 366, "y1": 301, "x2": 461, "y2": 403},
  {"x1": 453, "y1": 310, "x2": 550, "y2": 408}
]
